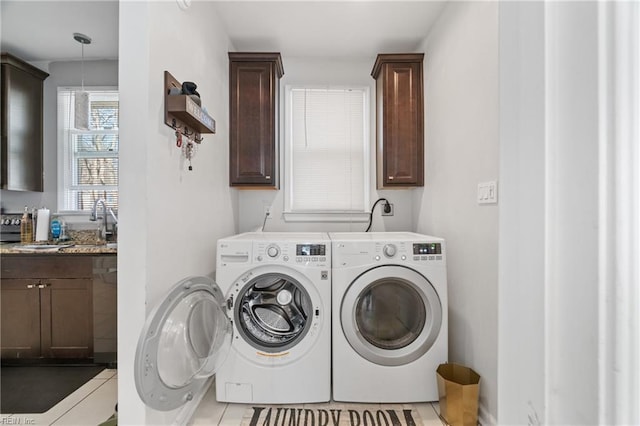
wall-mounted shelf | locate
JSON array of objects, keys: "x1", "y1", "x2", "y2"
[{"x1": 164, "y1": 71, "x2": 215, "y2": 141}]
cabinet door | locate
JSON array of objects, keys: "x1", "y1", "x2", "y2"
[
  {"x1": 1, "y1": 61, "x2": 47, "y2": 191},
  {"x1": 0, "y1": 279, "x2": 41, "y2": 358},
  {"x1": 229, "y1": 59, "x2": 280, "y2": 187},
  {"x1": 375, "y1": 59, "x2": 424, "y2": 188},
  {"x1": 40, "y1": 279, "x2": 93, "y2": 358}
]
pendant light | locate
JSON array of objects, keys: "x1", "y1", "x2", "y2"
[{"x1": 73, "y1": 32, "x2": 91, "y2": 130}]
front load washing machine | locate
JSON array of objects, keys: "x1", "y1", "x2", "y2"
[
  {"x1": 329, "y1": 232, "x2": 448, "y2": 403},
  {"x1": 133, "y1": 232, "x2": 331, "y2": 412},
  {"x1": 214, "y1": 232, "x2": 331, "y2": 403}
]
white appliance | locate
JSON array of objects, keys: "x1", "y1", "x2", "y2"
[
  {"x1": 214, "y1": 232, "x2": 331, "y2": 404},
  {"x1": 134, "y1": 232, "x2": 331, "y2": 411},
  {"x1": 329, "y1": 232, "x2": 448, "y2": 403}
]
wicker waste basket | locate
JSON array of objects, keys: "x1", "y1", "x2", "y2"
[{"x1": 436, "y1": 363, "x2": 481, "y2": 426}]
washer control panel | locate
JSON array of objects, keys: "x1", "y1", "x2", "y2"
[
  {"x1": 253, "y1": 242, "x2": 329, "y2": 266},
  {"x1": 295, "y1": 243, "x2": 327, "y2": 264}
]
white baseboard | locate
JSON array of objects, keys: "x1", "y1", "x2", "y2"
[{"x1": 478, "y1": 403, "x2": 497, "y2": 426}]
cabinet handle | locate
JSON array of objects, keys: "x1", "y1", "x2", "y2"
[
  {"x1": 265, "y1": 176, "x2": 271, "y2": 179},
  {"x1": 38, "y1": 283, "x2": 51, "y2": 289},
  {"x1": 388, "y1": 176, "x2": 394, "y2": 180},
  {"x1": 26, "y1": 284, "x2": 36, "y2": 289}
]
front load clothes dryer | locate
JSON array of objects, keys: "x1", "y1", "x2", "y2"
[
  {"x1": 329, "y1": 232, "x2": 448, "y2": 403},
  {"x1": 214, "y1": 232, "x2": 331, "y2": 404}
]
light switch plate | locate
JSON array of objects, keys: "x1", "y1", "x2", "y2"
[{"x1": 477, "y1": 181, "x2": 498, "y2": 204}]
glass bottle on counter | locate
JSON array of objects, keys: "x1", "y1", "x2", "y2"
[
  {"x1": 50, "y1": 217, "x2": 62, "y2": 243},
  {"x1": 20, "y1": 206, "x2": 33, "y2": 243}
]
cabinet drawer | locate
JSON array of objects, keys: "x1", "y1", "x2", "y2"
[{"x1": 1, "y1": 256, "x2": 93, "y2": 279}]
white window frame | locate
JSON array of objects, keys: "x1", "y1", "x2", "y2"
[
  {"x1": 57, "y1": 86, "x2": 119, "y2": 214},
  {"x1": 283, "y1": 84, "x2": 370, "y2": 222}
]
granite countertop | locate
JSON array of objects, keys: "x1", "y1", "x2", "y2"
[
  {"x1": 1, "y1": 229, "x2": 117, "y2": 255},
  {"x1": 0, "y1": 242, "x2": 117, "y2": 255}
]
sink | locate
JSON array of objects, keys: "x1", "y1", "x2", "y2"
[{"x1": 14, "y1": 244, "x2": 74, "y2": 251}]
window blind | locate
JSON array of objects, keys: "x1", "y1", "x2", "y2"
[
  {"x1": 58, "y1": 88, "x2": 119, "y2": 211},
  {"x1": 287, "y1": 87, "x2": 368, "y2": 213}
]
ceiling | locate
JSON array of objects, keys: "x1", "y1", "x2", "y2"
[
  {"x1": 213, "y1": 1, "x2": 447, "y2": 58},
  {"x1": 0, "y1": 1, "x2": 119, "y2": 62},
  {"x1": 0, "y1": 1, "x2": 446, "y2": 63}
]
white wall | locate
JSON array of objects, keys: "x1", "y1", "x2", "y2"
[
  {"x1": 118, "y1": 2, "x2": 236, "y2": 424},
  {"x1": 545, "y1": 2, "x2": 600, "y2": 423},
  {"x1": 0, "y1": 60, "x2": 118, "y2": 214},
  {"x1": 413, "y1": 2, "x2": 499, "y2": 422},
  {"x1": 237, "y1": 57, "x2": 415, "y2": 233},
  {"x1": 498, "y1": 2, "x2": 639, "y2": 424},
  {"x1": 497, "y1": 2, "x2": 546, "y2": 424}
]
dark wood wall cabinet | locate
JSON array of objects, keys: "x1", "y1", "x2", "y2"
[
  {"x1": 371, "y1": 53, "x2": 424, "y2": 188},
  {"x1": 1, "y1": 53, "x2": 49, "y2": 192},
  {"x1": 229, "y1": 52, "x2": 284, "y2": 188},
  {"x1": 1, "y1": 256, "x2": 93, "y2": 359}
]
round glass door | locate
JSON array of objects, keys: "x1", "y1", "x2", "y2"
[
  {"x1": 355, "y1": 279, "x2": 426, "y2": 350},
  {"x1": 341, "y1": 265, "x2": 442, "y2": 366},
  {"x1": 135, "y1": 276, "x2": 232, "y2": 411},
  {"x1": 234, "y1": 273, "x2": 312, "y2": 353}
]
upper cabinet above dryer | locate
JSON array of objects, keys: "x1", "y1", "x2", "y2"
[
  {"x1": 371, "y1": 53, "x2": 424, "y2": 189},
  {"x1": 229, "y1": 52, "x2": 284, "y2": 188}
]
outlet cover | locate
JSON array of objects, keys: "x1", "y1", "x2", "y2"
[{"x1": 381, "y1": 203, "x2": 394, "y2": 216}]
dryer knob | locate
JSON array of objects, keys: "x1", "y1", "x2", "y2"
[
  {"x1": 267, "y1": 245, "x2": 280, "y2": 258},
  {"x1": 383, "y1": 244, "x2": 397, "y2": 258}
]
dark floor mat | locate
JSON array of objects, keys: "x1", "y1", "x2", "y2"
[{"x1": 1, "y1": 365, "x2": 105, "y2": 414}]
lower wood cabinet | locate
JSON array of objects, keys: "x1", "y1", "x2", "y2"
[{"x1": 1, "y1": 256, "x2": 93, "y2": 359}]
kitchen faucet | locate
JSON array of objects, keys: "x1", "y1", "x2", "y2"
[{"x1": 90, "y1": 198, "x2": 118, "y2": 241}]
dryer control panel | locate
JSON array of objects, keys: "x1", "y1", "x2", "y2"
[{"x1": 412, "y1": 242, "x2": 443, "y2": 262}]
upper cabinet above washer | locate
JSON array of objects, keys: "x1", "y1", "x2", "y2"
[
  {"x1": 371, "y1": 53, "x2": 424, "y2": 189},
  {"x1": 228, "y1": 52, "x2": 284, "y2": 189}
]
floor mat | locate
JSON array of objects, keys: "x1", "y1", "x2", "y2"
[
  {"x1": 1, "y1": 365, "x2": 104, "y2": 414},
  {"x1": 240, "y1": 403, "x2": 425, "y2": 426}
]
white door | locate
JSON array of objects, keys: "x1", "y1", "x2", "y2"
[
  {"x1": 341, "y1": 265, "x2": 442, "y2": 366},
  {"x1": 135, "y1": 276, "x2": 232, "y2": 411}
]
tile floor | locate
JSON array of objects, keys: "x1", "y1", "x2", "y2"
[
  {"x1": 191, "y1": 383, "x2": 447, "y2": 425},
  {"x1": 0, "y1": 369, "x2": 117, "y2": 426},
  {"x1": 0, "y1": 370, "x2": 446, "y2": 426}
]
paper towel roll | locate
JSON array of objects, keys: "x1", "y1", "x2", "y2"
[{"x1": 35, "y1": 208, "x2": 50, "y2": 242}]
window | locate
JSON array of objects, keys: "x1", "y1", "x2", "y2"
[
  {"x1": 58, "y1": 88, "x2": 119, "y2": 212},
  {"x1": 284, "y1": 86, "x2": 369, "y2": 220}
]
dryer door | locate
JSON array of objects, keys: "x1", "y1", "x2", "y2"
[
  {"x1": 135, "y1": 276, "x2": 233, "y2": 411},
  {"x1": 341, "y1": 265, "x2": 442, "y2": 366}
]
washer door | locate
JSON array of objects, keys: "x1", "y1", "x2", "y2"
[
  {"x1": 341, "y1": 265, "x2": 442, "y2": 366},
  {"x1": 234, "y1": 272, "x2": 313, "y2": 353},
  {"x1": 135, "y1": 276, "x2": 232, "y2": 411}
]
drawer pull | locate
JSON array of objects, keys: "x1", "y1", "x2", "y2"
[
  {"x1": 38, "y1": 283, "x2": 51, "y2": 289},
  {"x1": 26, "y1": 284, "x2": 36, "y2": 289}
]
